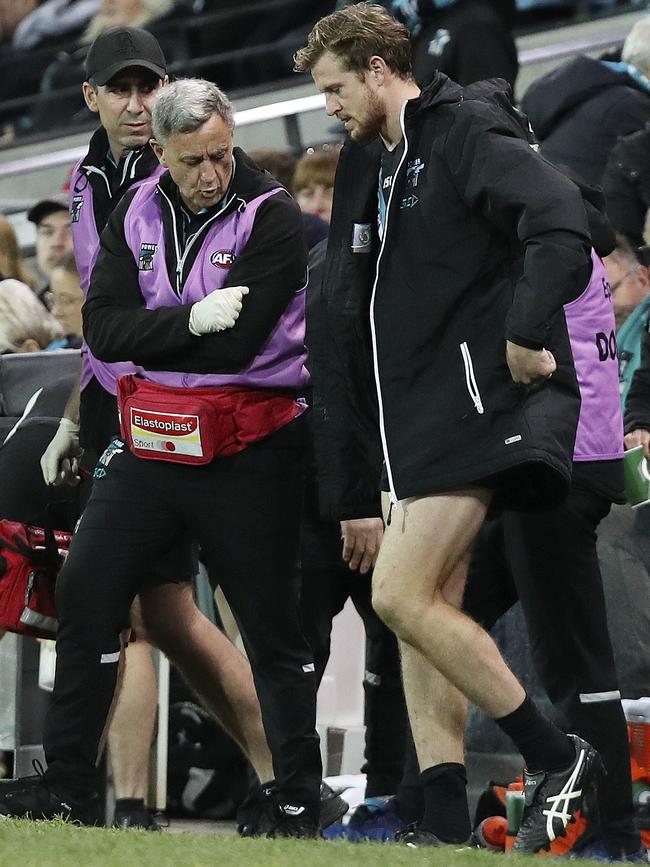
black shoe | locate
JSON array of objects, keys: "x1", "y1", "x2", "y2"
[
  {"x1": 0, "y1": 761, "x2": 102, "y2": 825},
  {"x1": 237, "y1": 781, "x2": 276, "y2": 837},
  {"x1": 319, "y1": 781, "x2": 348, "y2": 830},
  {"x1": 112, "y1": 806, "x2": 162, "y2": 831},
  {"x1": 395, "y1": 824, "x2": 473, "y2": 848},
  {"x1": 513, "y1": 734, "x2": 603, "y2": 854},
  {"x1": 267, "y1": 802, "x2": 319, "y2": 839},
  {"x1": 238, "y1": 780, "x2": 347, "y2": 837}
]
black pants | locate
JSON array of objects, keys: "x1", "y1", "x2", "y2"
[
  {"x1": 300, "y1": 493, "x2": 407, "y2": 796},
  {"x1": 43, "y1": 418, "x2": 322, "y2": 813},
  {"x1": 463, "y1": 484, "x2": 637, "y2": 851}
]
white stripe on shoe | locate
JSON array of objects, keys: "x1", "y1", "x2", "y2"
[{"x1": 542, "y1": 747, "x2": 585, "y2": 841}]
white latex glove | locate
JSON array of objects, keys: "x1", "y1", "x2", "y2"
[
  {"x1": 188, "y1": 285, "x2": 250, "y2": 336},
  {"x1": 40, "y1": 418, "x2": 83, "y2": 486}
]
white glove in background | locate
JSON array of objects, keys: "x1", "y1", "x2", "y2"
[
  {"x1": 40, "y1": 417, "x2": 83, "y2": 486},
  {"x1": 188, "y1": 285, "x2": 250, "y2": 336}
]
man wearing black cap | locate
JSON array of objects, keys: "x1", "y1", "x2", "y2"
[
  {"x1": 31, "y1": 26, "x2": 171, "y2": 832},
  {"x1": 27, "y1": 195, "x2": 72, "y2": 306}
]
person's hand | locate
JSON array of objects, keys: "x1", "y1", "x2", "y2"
[
  {"x1": 40, "y1": 418, "x2": 83, "y2": 486},
  {"x1": 506, "y1": 340, "x2": 556, "y2": 385},
  {"x1": 188, "y1": 285, "x2": 250, "y2": 336},
  {"x1": 624, "y1": 428, "x2": 650, "y2": 458},
  {"x1": 340, "y1": 518, "x2": 384, "y2": 574}
]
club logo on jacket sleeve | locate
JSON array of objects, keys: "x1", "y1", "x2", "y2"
[
  {"x1": 71, "y1": 195, "x2": 84, "y2": 223},
  {"x1": 210, "y1": 249, "x2": 236, "y2": 269},
  {"x1": 139, "y1": 243, "x2": 157, "y2": 271}
]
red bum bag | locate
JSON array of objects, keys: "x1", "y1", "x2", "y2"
[
  {"x1": 0, "y1": 521, "x2": 71, "y2": 639},
  {"x1": 117, "y1": 374, "x2": 302, "y2": 466}
]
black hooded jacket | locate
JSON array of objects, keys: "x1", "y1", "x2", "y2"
[
  {"x1": 310, "y1": 75, "x2": 592, "y2": 521},
  {"x1": 602, "y1": 124, "x2": 650, "y2": 249},
  {"x1": 521, "y1": 56, "x2": 650, "y2": 186}
]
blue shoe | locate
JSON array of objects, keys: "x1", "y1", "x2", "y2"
[
  {"x1": 323, "y1": 796, "x2": 406, "y2": 843},
  {"x1": 568, "y1": 835, "x2": 648, "y2": 862}
]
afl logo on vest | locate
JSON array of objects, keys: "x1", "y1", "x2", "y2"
[{"x1": 210, "y1": 249, "x2": 236, "y2": 269}]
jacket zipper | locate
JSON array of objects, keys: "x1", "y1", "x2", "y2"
[
  {"x1": 120, "y1": 150, "x2": 133, "y2": 187},
  {"x1": 157, "y1": 185, "x2": 237, "y2": 298},
  {"x1": 369, "y1": 102, "x2": 410, "y2": 507},
  {"x1": 459, "y1": 341, "x2": 485, "y2": 414}
]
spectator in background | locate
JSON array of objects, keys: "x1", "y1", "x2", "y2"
[
  {"x1": 293, "y1": 147, "x2": 339, "y2": 224},
  {"x1": 522, "y1": 16, "x2": 650, "y2": 186},
  {"x1": 27, "y1": 196, "x2": 73, "y2": 304},
  {"x1": 0, "y1": 279, "x2": 62, "y2": 354},
  {"x1": 391, "y1": 0, "x2": 518, "y2": 89},
  {"x1": 247, "y1": 148, "x2": 297, "y2": 192},
  {"x1": 606, "y1": 238, "x2": 650, "y2": 405},
  {"x1": 0, "y1": 216, "x2": 37, "y2": 291},
  {"x1": 46, "y1": 252, "x2": 83, "y2": 350},
  {"x1": 602, "y1": 125, "x2": 650, "y2": 249},
  {"x1": 82, "y1": 0, "x2": 176, "y2": 44},
  {"x1": 249, "y1": 147, "x2": 331, "y2": 250},
  {"x1": 11, "y1": 0, "x2": 100, "y2": 51},
  {"x1": 0, "y1": 0, "x2": 37, "y2": 45},
  {"x1": 607, "y1": 238, "x2": 650, "y2": 330},
  {"x1": 293, "y1": 147, "x2": 339, "y2": 249}
]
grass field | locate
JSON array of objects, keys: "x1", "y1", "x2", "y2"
[{"x1": 0, "y1": 819, "x2": 610, "y2": 867}]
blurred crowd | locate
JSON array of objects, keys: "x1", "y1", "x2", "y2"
[{"x1": 0, "y1": 0, "x2": 633, "y2": 142}]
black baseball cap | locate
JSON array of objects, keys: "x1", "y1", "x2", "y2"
[
  {"x1": 27, "y1": 194, "x2": 68, "y2": 225},
  {"x1": 85, "y1": 26, "x2": 166, "y2": 87}
]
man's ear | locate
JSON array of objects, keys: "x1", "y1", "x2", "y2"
[
  {"x1": 82, "y1": 81, "x2": 99, "y2": 113},
  {"x1": 150, "y1": 139, "x2": 167, "y2": 166},
  {"x1": 368, "y1": 55, "x2": 387, "y2": 85}
]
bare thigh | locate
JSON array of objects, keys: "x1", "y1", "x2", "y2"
[{"x1": 373, "y1": 489, "x2": 491, "y2": 619}]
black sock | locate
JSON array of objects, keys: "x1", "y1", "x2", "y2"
[
  {"x1": 419, "y1": 763, "x2": 471, "y2": 843},
  {"x1": 495, "y1": 695, "x2": 574, "y2": 772},
  {"x1": 115, "y1": 798, "x2": 145, "y2": 812}
]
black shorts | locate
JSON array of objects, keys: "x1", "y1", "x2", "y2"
[{"x1": 80, "y1": 377, "x2": 196, "y2": 583}]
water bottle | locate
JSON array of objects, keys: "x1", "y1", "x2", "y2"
[
  {"x1": 622, "y1": 697, "x2": 650, "y2": 775},
  {"x1": 505, "y1": 784, "x2": 525, "y2": 851}
]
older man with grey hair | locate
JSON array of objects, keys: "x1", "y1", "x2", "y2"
[
  {"x1": 522, "y1": 15, "x2": 650, "y2": 185},
  {"x1": 0, "y1": 78, "x2": 323, "y2": 838}
]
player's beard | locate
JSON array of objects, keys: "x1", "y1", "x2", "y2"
[{"x1": 349, "y1": 85, "x2": 386, "y2": 142}]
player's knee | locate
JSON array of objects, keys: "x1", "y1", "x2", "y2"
[{"x1": 372, "y1": 579, "x2": 408, "y2": 634}]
